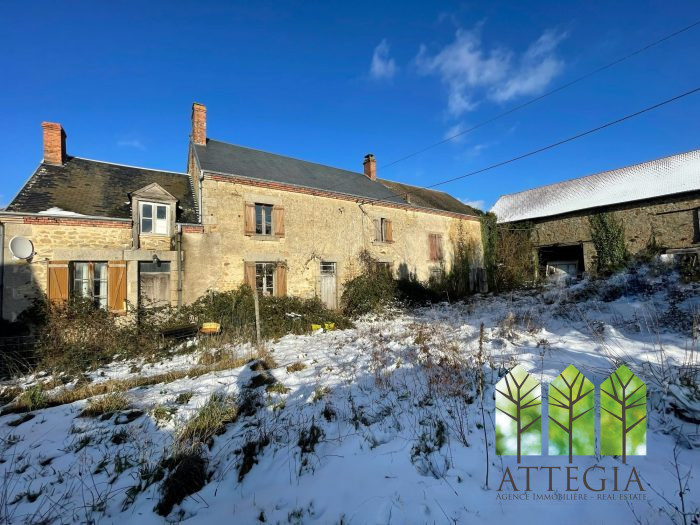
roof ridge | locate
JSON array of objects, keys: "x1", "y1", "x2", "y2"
[
  {"x1": 72, "y1": 156, "x2": 189, "y2": 176},
  {"x1": 495, "y1": 147, "x2": 700, "y2": 200}
]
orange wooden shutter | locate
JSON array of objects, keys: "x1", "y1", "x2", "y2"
[
  {"x1": 244, "y1": 203, "x2": 256, "y2": 235},
  {"x1": 47, "y1": 261, "x2": 69, "y2": 304},
  {"x1": 385, "y1": 220, "x2": 393, "y2": 243},
  {"x1": 273, "y1": 206, "x2": 285, "y2": 237},
  {"x1": 244, "y1": 262, "x2": 256, "y2": 288},
  {"x1": 108, "y1": 261, "x2": 127, "y2": 314},
  {"x1": 275, "y1": 263, "x2": 287, "y2": 297}
]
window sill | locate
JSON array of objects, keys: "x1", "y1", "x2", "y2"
[
  {"x1": 372, "y1": 240, "x2": 394, "y2": 245},
  {"x1": 140, "y1": 233, "x2": 170, "y2": 238},
  {"x1": 247, "y1": 234, "x2": 282, "y2": 241}
]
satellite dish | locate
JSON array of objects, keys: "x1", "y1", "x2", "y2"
[{"x1": 9, "y1": 236, "x2": 34, "y2": 260}]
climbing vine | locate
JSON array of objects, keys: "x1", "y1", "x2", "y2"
[{"x1": 589, "y1": 212, "x2": 628, "y2": 273}]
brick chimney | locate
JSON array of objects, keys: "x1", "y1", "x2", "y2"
[
  {"x1": 42, "y1": 122, "x2": 66, "y2": 165},
  {"x1": 191, "y1": 102, "x2": 206, "y2": 145},
  {"x1": 363, "y1": 153, "x2": 376, "y2": 181}
]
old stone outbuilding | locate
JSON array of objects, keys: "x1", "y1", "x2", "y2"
[{"x1": 491, "y1": 150, "x2": 700, "y2": 276}]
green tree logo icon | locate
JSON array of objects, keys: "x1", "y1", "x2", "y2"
[
  {"x1": 548, "y1": 365, "x2": 595, "y2": 462},
  {"x1": 495, "y1": 365, "x2": 541, "y2": 462},
  {"x1": 600, "y1": 364, "x2": 647, "y2": 463}
]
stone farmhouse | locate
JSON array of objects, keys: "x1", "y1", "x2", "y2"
[
  {"x1": 491, "y1": 149, "x2": 700, "y2": 276},
  {"x1": 0, "y1": 104, "x2": 482, "y2": 321}
]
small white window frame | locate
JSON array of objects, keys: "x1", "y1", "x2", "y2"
[{"x1": 140, "y1": 201, "x2": 169, "y2": 235}]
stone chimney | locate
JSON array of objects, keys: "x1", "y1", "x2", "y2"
[
  {"x1": 363, "y1": 153, "x2": 376, "y2": 181},
  {"x1": 42, "y1": 122, "x2": 66, "y2": 165},
  {"x1": 191, "y1": 102, "x2": 206, "y2": 145}
]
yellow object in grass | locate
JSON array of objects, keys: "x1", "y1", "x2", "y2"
[
  {"x1": 324, "y1": 322, "x2": 335, "y2": 331},
  {"x1": 311, "y1": 324, "x2": 323, "y2": 332},
  {"x1": 201, "y1": 322, "x2": 221, "y2": 334}
]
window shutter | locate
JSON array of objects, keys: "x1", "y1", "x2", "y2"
[
  {"x1": 385, "y1": 220, "x2": 393, "y2": 243},
  {"x1": 47, "y1": 261, "x2": 69, "y2": 304},
  {"x1": 244, "y1": 203, "x2": 256, "y2": 235},
  {"x1": 273, "y1": 206, "x2": 285, "y2": 237},
  {"x1": 436, "y1": 235, "x2": 444, "y2": 260},
  {"x1": 244, "y1": 262, "x2": 256, "y2": 288},
  {"x1": 275, "y1": 263, "x2": 287, "y2": 297},
  {"x1": 107, "y1": 260, "x2": 127, "y2": 314},
  {"x1": 374, "y1": 219, "x2": 381, "y2": 241},
  {"x1": 428, "y1": 235, "x2": 436, "y2": 261}
]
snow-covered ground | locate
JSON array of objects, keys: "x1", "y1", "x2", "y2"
[{"x1": 1, "y1": 266, "x2": 699, "y2": 524}]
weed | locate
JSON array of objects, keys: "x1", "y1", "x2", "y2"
[
  {"x1": 152, "y1": 404, "x2": 176, "y2": 424},
  {"x1": 286, "y1": 362, "x2": 307, "y2": 373},
  {"x1": 175, "y1": 392, "x2": 193, "y2": 405},
  {"x1": 79, "y1": 392, "x2": 130, "y2": 417},
  {"x1": 178, "y1": 394, "x2": 238, "y2": 449},
  {"x1": 265, "y1": 383, "x2": 290, "y2": 395}
]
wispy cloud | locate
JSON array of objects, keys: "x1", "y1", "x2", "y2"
[
  {"x1": 370, "y1": 39, "x2": 398, "y2": 80},
  {"x1": 443, "y1": 122, "x2": 468, "y2": 143},
  {"x1": 460, "y1": 197, "x2": 485, "y2": 210},
  {"x1": 416, "y1": 26, "x2": 566, "y2": 116},
  {"x1": 117, "y1": 138, "x2": 146, "y2": 150}
]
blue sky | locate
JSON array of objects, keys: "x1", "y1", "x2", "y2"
[{"x1": 1, "y1": 1, "x2": 699, "y2": 211}]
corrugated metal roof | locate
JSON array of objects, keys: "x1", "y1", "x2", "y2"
[{"x1": 490, "y1": 149, "x2": 700, "y2": 222}]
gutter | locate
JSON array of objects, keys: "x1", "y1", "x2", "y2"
[{"x1": 0, "y1": 210, "x2": 131, "y2": 222}]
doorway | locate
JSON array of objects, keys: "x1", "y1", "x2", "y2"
[
  {"x1": 320, "y1": 261, "x2": 337, "y2": 309},
  {"x1": 139, "y1": 261, "x2": 171, "y2": 307}
]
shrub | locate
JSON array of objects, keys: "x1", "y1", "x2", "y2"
[
  {"x1": 680, "y1": 253, "x2": 700, "y2": 283},
  {"x1": 481, "y1": 213, "x2": 536, "y2": 292},
  {"x1": 589, "y1": 212, "x2": 628, "y2": 274},
  {"x1": 16, "y1": 385, "x2": 46, "y2": 412},
  {"x1": 341, "y1": 259, "x2": 397, "y2": 316}
]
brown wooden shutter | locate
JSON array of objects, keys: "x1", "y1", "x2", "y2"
[
  {"x1": 47, "y1": 261, "x2": 69, "y2": 304},
  {"x1": 244, "y1": 203, "x2": 256, "y2": 235},
  {"x1": 273, "y1": 206, "x2": 285, "y2": 237},
  {"x1": 436, "y1": 234, "x2": 444, "y2": 260},
  {"x1": 275, "y1": 263, "x2": 287, "y2": 297},
  {"x1": 107, "y1": 261, "x2": 127, "y2": 314},
  {"x1": 385, "y1": 220, "x2": 393, "y2": 243},
  {"x1": 244, "y1": 262, "x2": 256, "y2": 288},
  {"x1": 374, "y1": 219, "x2": 381, "y2": 241},
  {"x1": 428, "y1": 234, "x2": 436, "y2": 261}
]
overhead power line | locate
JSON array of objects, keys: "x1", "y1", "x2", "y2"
[
  {"x1": 380, "y1": 20, "x2": 700, "y2": 170},
  {"x1": 361, "y1": 86, "x2": 700, "y2": 208}
]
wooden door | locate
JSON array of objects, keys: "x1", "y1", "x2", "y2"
[{"x1": 320, "y1": 262, "x2": 337, "y2": 309}]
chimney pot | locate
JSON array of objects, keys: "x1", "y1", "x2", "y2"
[
  {"x1": 363, "y1": 153, "x2": 376, "y2": 181},
  {"x1": 191, "y1": 102, "x2": 207, "y2": 145},
  {"x1": 42, "y1": 122, "x2": 66, "y2": 165}
]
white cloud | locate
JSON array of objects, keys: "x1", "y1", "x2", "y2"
[
  {"x1": 117, "y1": 138, "x2": 146, "y2": 150},
  {"x1": 370, "y1": 39, "x2": 398, "y2": 80},
  {"x1": 443, "y1": 122, "x2": 468, "y2": 143},
  {"x1": 460, "y1": 198, "x2": 485, "y2": 210},
  {"x1": 416, "y1": 26, "x2": 566, "y2": 116}
]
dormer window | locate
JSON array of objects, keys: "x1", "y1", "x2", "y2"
[{"x1": 140, "y1": 202, "x2": 169, "y2": 235}]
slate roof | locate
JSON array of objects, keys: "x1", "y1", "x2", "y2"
[
  {"x1": 378, "y1": 179, "x2": 481, "y2": 216},
  {"x1": 491, "y1": 149, "x2": 700, "y2": 223},
  {"x1": 6, "y1": 157, "x2": 197, "y2": 222},
  {"x1": 194, "y1": 139, "x2": 476, "y2": 215}
]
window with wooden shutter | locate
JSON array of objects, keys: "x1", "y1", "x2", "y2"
[
  {"x1": 244, "y1": 203, "x2": 256, "y2": 235},
  {"x1": 107, "y1": 261, "x2": 127, "y2": 314},
  {"x1": 275, "y1": 263, "x2": 287, "y2": 297},
  {"x1": 429, "y1": 234, "x2": 444, "y2": 261},
  {"x1": 273, "y1": 206, "x2": 285, "y2": 237},
  {"x1": 47, "y1": 261, "x2": 69, "y2": 304},
  {"x1": 374, "y1": 218, "x2": 393, "y2": 242},
  {"x1": 244, "y1": 262, "x2": 256, "y2": 288}
]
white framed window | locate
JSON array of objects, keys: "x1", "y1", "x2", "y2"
[
  {"x1": 71, "y1": 262, "x2": 108, "y2": 309},
  {"x1": 255, "y1": 262, "x2": 275, "y2": 296},
  {"x1": 140, "y1": 201, "x2": 169, "y2": 235},
  {"x1": 255, "y1": 203, "x2": 273, "y2": 235}
]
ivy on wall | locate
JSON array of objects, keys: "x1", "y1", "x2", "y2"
[{"x1": 589, "y1": 212, "x2": 628, "y2": 273}]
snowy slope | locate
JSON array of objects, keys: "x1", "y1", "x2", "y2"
[{"x1": 1, "y1": 267, "x2": 699, "y2": 524}]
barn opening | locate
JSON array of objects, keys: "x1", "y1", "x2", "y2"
[{"x1": 538, "y1": 243, "x2": 584, "y2": 277}]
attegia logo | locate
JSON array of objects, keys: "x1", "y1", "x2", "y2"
[{"x1": 495, "y1": 364, "x2": 646, "y2": 463}]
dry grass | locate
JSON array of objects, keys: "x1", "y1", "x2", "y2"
[
  {"x1": 80, "y1": 392, "x2": 130, "y2": 417},
  {"x1": 286, "y1": 362, "x2": 306, "y2": 373},
  {"x1": 177, "y1": 394, "x2": 238, "y2": 449},
  {"x1": 3, "y1": 353, "x2": 261, "y2": 415}
]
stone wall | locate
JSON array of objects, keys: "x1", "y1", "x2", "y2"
[
  {"x1": 179, "y1": 175, "x2": 482, "y2": 302},
  {"x1": 523, "y1": 192, "x2": 700, "y2": 271}
]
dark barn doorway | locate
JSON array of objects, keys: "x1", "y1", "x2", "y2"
[{"x1": 538, "y1": 244, "x2": 584, "y2": 277}]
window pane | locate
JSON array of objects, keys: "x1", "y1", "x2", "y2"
[
  {"x1": 142, "y1": 203, "x2": 152, "y2": 218},
  {"x1": 155, "y1": 218, "x2": 167, "y2": 234},
  {"x1": 142, "y1": 218, "x2": 153, "y2": 233},
  {"x1": 264, "y1": 207, "x2": 272, "y2": 235},
  {"x1": 94, "y1": 263, "x2": 108, "y2": 308},
  {"x1": 156, "y1": 205, "x2": 166, "y2": 220},
  {"x1": 73, "y1": 263, "x2": 90, "y2": 298},
  {"x1": 255, "y1": 205, "x2": 263, "y2": 234}
]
